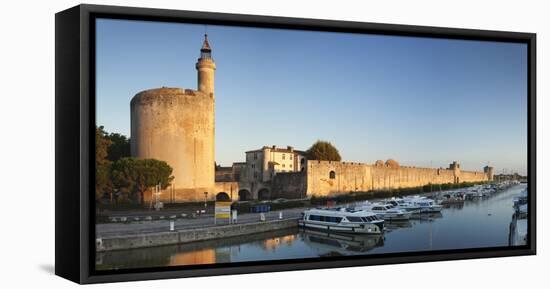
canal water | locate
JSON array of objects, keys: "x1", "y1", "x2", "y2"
[{"x1": 96, "y1": 184, "x2": 527, "y2": 270}]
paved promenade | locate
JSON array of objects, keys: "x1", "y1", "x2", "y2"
[{"x1": 96, "y1": 207, "x2": 304, "y2": 238}]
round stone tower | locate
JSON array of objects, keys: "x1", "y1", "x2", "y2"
[
  {"x1": 130, "y1": 35, "x2": 216, "y2": 201},
  {"x1": 484, "y1": 165, "x2": 495, "y2": 182}
]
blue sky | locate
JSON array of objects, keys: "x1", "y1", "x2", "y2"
[{"x1": 96, "y1": 19, "x2": 528, "y2": 175}]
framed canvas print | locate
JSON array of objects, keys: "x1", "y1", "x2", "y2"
[{"x1": 55, "y1": 4, "x2": 536, "y2": 284}]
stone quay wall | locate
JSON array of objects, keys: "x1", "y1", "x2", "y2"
[
  {"x1": 96, "y1": 218, "x2": 298, "y2": 252},
  {"x1": 271, "y1": 172, "x2": 307, "y2": 199}
]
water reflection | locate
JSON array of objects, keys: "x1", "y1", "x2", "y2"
[
  {"x1": 169, "y1": 248, "x2": 217, "y2": 266},
  {"x1": 96, "y1": 228, "x2": 300, "y2": 270},
  {"x1": 385, "y1": 220, "x2": 413, "y2": 230},
  {"x1": 302, "y1": 229, "x2": 384, "y2": 256},
  {"x1": 263, "y1": 235, "x2": 297, "y2": 251},
  {"x1": 97, "y1": 184, "x2": 527, "y2": 270},
  {"x1": 441, "y1": 202, "x2": 465, "y2": 210}
]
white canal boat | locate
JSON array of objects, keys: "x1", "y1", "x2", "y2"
[
  {"x1": 402, "y1": 196, "x2": 443, "y2": 213},
  {"x1": 299, "y1": 208, "x2": 385, "y2": 234},
  {"x1": 509, "y1": 213, "x2": 528, "y2": 246},
  {"x1": 356, "y1": 202, "x2": 412, "y2": 221},
  {"x1": 513, "y1": 188, "x2": 528, "y2": 212},
  {"x1": 383, "y1": 198, "x2": 422, "y2": 214}
]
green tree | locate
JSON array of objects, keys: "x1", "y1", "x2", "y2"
[
  {"x1": 306, "y1": 140, "x2": 342, "y2": 161},
  {"x1": 111, "y1": 157, "x2": 174, "y2": 205},
  {"x1": 96, "y1": 126, "x2": 112, "y2": 166},
  {"x1": 106, "y1": 132, "x2": 130, "y2": 162},
  {"x1": 95, "y1": 126, "x2": 112, "y2": 201},
  {"x1": 96, "y1": 163, "x2": 113, "y2": 201}
]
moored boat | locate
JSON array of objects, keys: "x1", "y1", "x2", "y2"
[
  {"x1": 513, "y1": 188, "x2": 528, "y2": 211},
  {"x1": 438, "y1": 191, "x2": 466, "y2": 205},
  {"x1": 509, "y1": 212, "x2": 528, "y2": 246},
  {"x1": 299, "y1": 208, "x2": 384, "y2": 234},
  {"x1": 402, "y1": 196, "x2": 443, "y2": 213},
  {"x1": 356, "y1": 202, "x2": 412, "y2": 221},
  {"x1": 383, "y1": 198, "x2": 422, "y2": 214}
]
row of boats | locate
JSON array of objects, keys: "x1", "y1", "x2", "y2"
[
  {"x1": 437, "y1": 182, "x2": 517, "y2": 204},
  {"x1": 299, "y1": 181, "x2": 520, "y2": 235},
  {"x1": 299, "y1": 195, "x2": 443, "y2": 235}
]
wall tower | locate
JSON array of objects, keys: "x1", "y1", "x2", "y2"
[{"x1": 484, "y1": 165, "x2": 495, "y2": 181}]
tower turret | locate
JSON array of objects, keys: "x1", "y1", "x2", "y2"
[{"x1": 196, "y1": 34, "x2": 216, "y2": 97}]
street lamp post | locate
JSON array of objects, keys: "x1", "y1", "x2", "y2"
[{"x1": 204, "y1": 192, "x2": 208, "y2": 213}]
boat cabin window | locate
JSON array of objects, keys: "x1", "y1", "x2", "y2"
[
  {"x1": 308, "y1": 215, "x2": 342, "y2": 223},
  {"x1": 372, "y1": 206, "x2": 385, "y2": 211},
  {"x1": 346, "y1": 216, "x2": 364, "y2": 222},
  {"x1": 362, "y1": 216, "x2": 377, "y2": 222}
]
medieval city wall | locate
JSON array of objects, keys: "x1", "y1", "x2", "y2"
[
  {"x1": 271, "y1": 172, "x2": 307, "y2": 199},
  {"x1": 368, "y1": 165, "x2": 458, "y2": 190},
  {"x1": 459, "y1": 170, "x2": 488, "y2": 183},
  {"x1": 214, "y1": 181, "x2": 240, "y2": 200},
  {"x1": 305, "y1": 160, "x2": 489, "y2": 197},
  {"x1": 142, "y1": 181, "x2": 240, "y2": 204}
]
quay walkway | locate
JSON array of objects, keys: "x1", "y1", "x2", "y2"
[{"x1": 96, "y1": 208, "x2": 304, "y2": 252}]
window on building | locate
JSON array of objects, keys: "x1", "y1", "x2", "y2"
[
  {"x1": 290, "y1": 164, "x2": 293, "y2": 168},
  {"x1": 253, "y1": 171, "x2": 258, "y2": 179},
  {"x1": 282, "y1": 154, "x2": 286, "y2": 160},
  {"x1": 252, "y1": 164, "x2": 255, "y2": 169},
  {"x1": 254, "y1": 153, "x2": 257, "y2": 160},
  {"x1": 329, "y1": 171, "x2": 336, "y2": 179},
  {"x1": 290, "y1": 155, "x2": 293, "y2": 160},
  {"x1": 282, "y1": 164, "x2": 285, "y2": 168}
]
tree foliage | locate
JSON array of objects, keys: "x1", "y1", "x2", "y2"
[
  {"x1": 96, "y1": 126, "x2": 113, "y2": 200},
  {"x1": 95, "y1": 126, "x2": 171, "y2": 205},
  {"x1": 96, "y1": 163, "x2": 113, "y2": 200},
  {"x1": 111, "y1": 157, "x2": 174, "y2": 204},
  {"x1": 106, "y1": 132, "x2": 130, "y2": 162},
  {"x1": 96, "y1": 126, "x2": 112, "y2": 166},
  {"x1": 306, "y1": 140, "x2": 342, "y2": 161}
]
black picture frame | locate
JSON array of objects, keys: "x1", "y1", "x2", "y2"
[{"x1": 55, "y1": 4, "x2": 536, "y2": 284}]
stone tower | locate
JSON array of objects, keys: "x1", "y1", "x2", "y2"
[
  {"x1": 449, "y1": 161, "x2": 461, "y2": 183},
  {"x1": 484, "y1": 166, "x2": 495, "y2": 181},
  {"x1": 130, "y1": 35, "x2": 216, "y2": 201}
]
